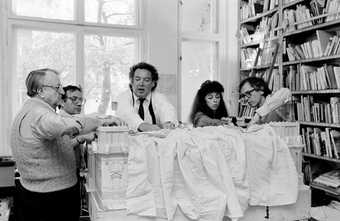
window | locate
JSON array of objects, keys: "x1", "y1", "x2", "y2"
[
  {"x1": 84, "y1": 34, "x2": 137, "y2": 114},
  {"x1": 1, "y1": 0, "x2": 143, "y2": 155},
  {"x1": 179, "y1": 0, "x2": 226, "y2": 121},
  {"x1": 181, "y1": 39, "x2": 218, "y2": 121}
]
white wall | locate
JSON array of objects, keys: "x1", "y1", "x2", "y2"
[
  {"x1": 144, "y1": 0, "x2": 178, "y2": 109},
  {"x1": 0, "y1": 0, "x2": 11, "y2": 156},
  {"x1": 145, "y1": 0, "x2": 240, "y2": 118},
  {"x1": 223, "y1": 0, "x2": 239, "y2": 116}
]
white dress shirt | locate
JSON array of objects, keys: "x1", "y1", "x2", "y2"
[
  {"x1": 116, "y1": 89, "x2": 177, "y2": 130},
  {"x1": 256, "y1": 88, "x2": 292, "y2": 117}
]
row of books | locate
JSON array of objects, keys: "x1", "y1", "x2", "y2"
[
  {"x1": 240, "y1": 12, "x2": 279, "y2": 45},
  {"x1": 283, "y1": 5, "x2": 314, "y2": 32},
  {"x1": 285, "y1": 30, "x2": 340, "y2": 61},
  {"x1": 241, "y1": 41, "x2": 279, "y2": 68},
  {"x1": 283, "y1": 0, "x2": 340, "y2": 32},
  {"x1": 241, "y1": 47, "x2": 258, "y2": 69},
  {"x1": 302, "y1": 127, "x2": 340, "y2": 159},
  {"x1": 240, "y1": 27, "x2": 264, "y2": 45},
  {"x1": 240, "y1": 0, "x2": 264, "y2": 21},
  {"x1": 284, "y1": 64, "x2": 340, "y2": 91},
  {"x1": 325, "y1": 0, "x2": 340, "y2": 22},
  {"x1": 295, "y1": 96, "x2": 340, "y2": 124},
  {"x1": 240, "y1": 0, "x2": 278, "y2": 21}
]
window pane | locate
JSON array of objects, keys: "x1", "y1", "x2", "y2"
[
  {"x1": 13, "y1": 29, "x2": 76, "y2": 115},
  {"x1": 181, "y1": 40, "x2": 217, "y2": 122},
  {"x1": 84, "y1": 34, "x2": 137, "y2": 115},
  {"x1": 85, "y1": 0, "x2": 136, "y2": 25},
  {"x1": 12, "y1": 0, "x2": 74, "y2": 20},
  {"x1": 181, "y1": 0, "x2": 217, "y2": 33}
]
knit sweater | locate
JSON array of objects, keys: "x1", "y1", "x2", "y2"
[{"x1": 11, "y1": 97, "x2": 84, "y2": 192}]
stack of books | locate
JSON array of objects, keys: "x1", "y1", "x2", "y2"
[{"x1": 313, "y1": 169, "x2": 340, "y2": 194}]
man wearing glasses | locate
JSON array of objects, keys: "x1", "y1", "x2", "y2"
[
  {"x1": 11, "y1": 69, "x2": 124, "y2": 221},
  {"x1": 59, "y1": 85, "x2": 94, "y2": 170},
  {"x1": 239, "y1": 77, "x2": 292, "y2": 125}
]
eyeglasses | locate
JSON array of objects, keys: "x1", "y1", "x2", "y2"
[
  {"x1": 67, "y1": 96, "x2": 86, "y2": 105},
  {"x1": 239, "y1": 88, "x2": 256, "y2": 99},
  {"x1": 42, "y1": 84, "x2": 63, "y2": 92}
]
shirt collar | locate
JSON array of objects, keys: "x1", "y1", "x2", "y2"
[
  {"x1": 58, "y1": 109, "x2": 72, "y2": 117},
  {"x1": 133, "y1": 92, "x2": 152, "y2": 103},
  {"x1": 31, "y1": 97, "x2": 56, "y2": 112}
]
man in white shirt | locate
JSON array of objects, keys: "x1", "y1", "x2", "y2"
[
  {"x1": 239, "y1": 77, "x2": 292, "y2": 124},
  {"x1": 116, "y1": 62, "x2": 177, "y2": 131}
]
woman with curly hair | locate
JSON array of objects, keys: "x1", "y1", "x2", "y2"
[{"x1": 190, "y1": 80, "x2": 229, "y2": 127}]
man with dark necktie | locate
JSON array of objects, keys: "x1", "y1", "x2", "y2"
[{"x1": 116, "y1": 62, "x2": 177, "y2": 132}]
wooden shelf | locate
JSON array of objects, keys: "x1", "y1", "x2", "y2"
[
  {"x1": 292, "y1": 89, "x2": 340, "y2": 95},
  {"x1": 303, "y1": 153, "x2": 340, "y2": 163},
  {"x1": 283, "y1": 54, "x2": 340, "y2": 66},
  {"x1": 240, "y1": 8, "x2": 278, "y2": 24},
  {"x1": 240, "y1": 64, "x2": 279, "y2": 71},
  {"x1": 310, "y1": 182, "x2": 340, "y2": 196},
  {"x1": 283, "y1": 19, "x2": 340, "y2": 37},
  {"x1": 299, "y1": 122, "x2": 340, "y2": 128},
  {"x1": 283, "y1": 0, "x2": 305, "y2": 9},
  {"x1": 240, "y1": 42, "x2": 260, "y2": 48}
]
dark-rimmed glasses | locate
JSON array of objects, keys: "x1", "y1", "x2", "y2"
[
  {"x1": 239, "y1": 88, "x2": 256, "y2": 99},
  {"x1": 67, "y1": 96, "x2": 86, "y2": 105}
]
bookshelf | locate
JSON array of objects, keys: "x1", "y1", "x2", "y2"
[{"x1": 239, "y1": 0, "x2": 340, "y2": 205}]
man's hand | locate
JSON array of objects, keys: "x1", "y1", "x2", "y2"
[
  {"x1": 61, "y1": 126, "x2": 80, "y2": 137},
  {"x1": 77, "y1": 132, "x2": 96, "y2": 143},
  {"x1": 100, "y1": 116, "x2": 127, "y2": 126},
  {"x1": 161, "y1": 121, "x2": 176, "y2": 129},
  {"x1": 249, "y1": 113, "x2": 261, "y2": 126},
  {"x1": 138, "y1": 122, "x2": 161, "y2": 132}
]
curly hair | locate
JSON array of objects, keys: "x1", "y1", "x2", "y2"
[
  {"x1": 189, "y1": 80, "x2": 228, "y2": 123},
  {"x1": 129, "y1": 62, "x2": 159, "y2": 91}
]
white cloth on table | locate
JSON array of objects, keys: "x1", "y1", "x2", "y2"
[
  {"x1": 125, "y1": 126, "x2": 298, "y2": 220},
  {"x1": 242, "y1": 124, "x2": 298, "y2": 206}
]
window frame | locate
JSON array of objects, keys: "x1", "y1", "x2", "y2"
[
  {"x1": 178, "y1": 0, "x2": 227, "y2": 121},
  {"x1": 0, "y1": 0, "x2": 145, "y2": 156}
]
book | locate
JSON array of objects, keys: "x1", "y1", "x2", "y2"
[{"x1": 316, "y1": 30, "x2": 332, "y2": 55}]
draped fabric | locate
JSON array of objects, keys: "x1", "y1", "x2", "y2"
[{"x1": 125, "y1": 125, "x2": 298, "y2": 220}]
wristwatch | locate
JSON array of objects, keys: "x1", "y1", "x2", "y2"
[{"x1": 76, "y1": 137, "x2": 85, "y2": 145}]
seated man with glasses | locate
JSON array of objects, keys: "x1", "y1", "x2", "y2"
[{"x1": 239, "y1": 77, "x2": 292, "y2": 125}]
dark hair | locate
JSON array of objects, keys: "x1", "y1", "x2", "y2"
[
  {"x1": 239, "y1": 77, "x2": 272, "y2": 97},
  {"x1": 129, "y1": 62, "x2": 159, "y2": 91},
  {"x1": 25, "y1": 68, "x2": 59, "y2": 97},
  {"x1": 62, "y1": 85, "x2": 82, "y2": 101},
  {"x1": 189, "y1": 80, "x2": 228, "y2": 123}
]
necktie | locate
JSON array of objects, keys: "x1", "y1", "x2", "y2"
[{"x1": 138, "y1": 98, "x2": 145, "y2": 120}]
